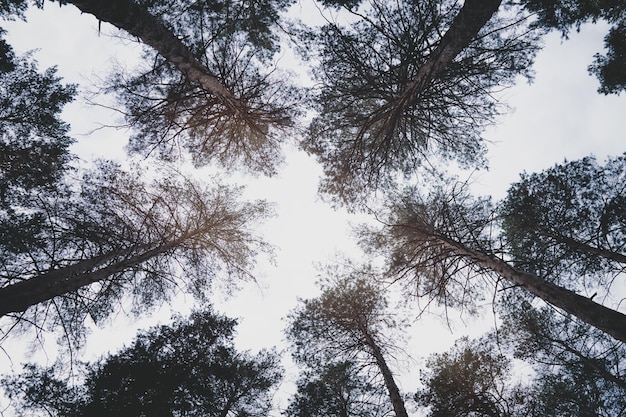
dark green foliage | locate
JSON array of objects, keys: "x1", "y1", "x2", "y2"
[
  {"x1": 0, "y1": 56, "x2": 76, "y2": 256},
  {"x1": 3, "y1": 364, "x2": 86, "y2": 417},
  {"x1": 520, "y1": 0, "x2": 624, "y2": 32},
  {"x1": 500, "y1": 154, "x2": 626, "y2": 290},
  {"x1": 589, "y1": 21, "x2": 626, "y2": 94},
  {"x1": 0, "y1": 0, "x2": 28, "y2": 18},
  {"x1": 286, "y1": 361, "x2": 389, "y2": 417},
  {"x1": 317, "y1": 0, "x2": 362, "y2": 9},
  {"x1": 138, "y1": 0, "x2": 294, "y2": 57},
  {"x1": 417, "y1": 329, "x2": 626, "y2": 417},
  {"x1": 301, "y1": 0, "x2": 538, "y2": 203},
  {"x1": 3, "y1": 309, "x2": 283, "y2": 417},
  {"x1": 523, "y1": 365, "x2": 623, "y2": 417},
  {"x1": 416, "y1": 336, "x2": 526, "y2": 417},
  {"x1": 498, "y1": 297, "x2": 626, "y2": 416},
  {"x1": 0, "y1": 58, "x2": 75, "y2": 197},
  {"x1": 0, "y1": 29, "x2": 15, "y2": 72},
  {"x1": 519, "y1": 0, "x2": 626, "y2": 93}
]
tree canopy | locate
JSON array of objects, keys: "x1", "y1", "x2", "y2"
[
  {"x1": 417, "y1": 330, "x2": 626, "y2": 417},
  {"x1": 286, "y1": 360, "x2": 390, "y2": 417},
  {"x1": 520, "y1": 0, "x2": 626, "y2": 94},
  {"x1": 0, "y1": 1, "x2": 624, "y2": 416},
  {"x1": 0, "y1": 161, "x2": 272, "y2": 344},
  {"x1": 66, "y1": 0, "x2": 301, "y2": 175},
  {"x1": 416, "y1": 336, "x2": 526, "y2": 417},
  {"x1": 360, "y1": 161, "x2": 626, "y2": 342},
  {"x1": 500, "y1": 154, "x2": 626, "y2": 285},
  {"x1": 2, "y1": 309, "x2": 283, "y2": 417},
  {"x1": 300, "y1": 0, "x2": 538, "y2": 203},
  {"x1": 0, "y1": 56, "x2": 76, "y2": 254},
  {"x1": 286, "y1": 267, "x2": 409, "y2": 417}
]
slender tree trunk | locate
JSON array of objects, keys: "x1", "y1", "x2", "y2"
[
  {"x1": 430, "y1": 233, "x2": 626, "y2": 343},
  {"x1": 0, "y1": 240, "x2": 180, "y2": 317},
  {"x1": 550, "y1": 233, "x2": 626, "y2": 265},
  {"x1": 545, "y1": 335, "x2": 626, "y2": 391},
  {"x1": 361, "y1": 329, "x2": 409, "y2": 417},
  {"x1": 65, "y1": 0, "x2": 236, "y2": 103}
]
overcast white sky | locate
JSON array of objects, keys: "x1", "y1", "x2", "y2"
[{"x1": 2, "y1": 1, "x2": 626, "y2": 415}]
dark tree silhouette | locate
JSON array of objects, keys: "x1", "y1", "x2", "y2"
[
  {"x1": 300, "y1": 0, "x2": 538, "y2": 203},
  {"x1": 0, "y1": 56, "x2": 76, "y2": 256},
  {"x1": 2, "y1": 309, "x2": 283, "y2": 417},
  {"x1": 500, "y1": 298, "x2": 626, "y2": 392},
  {"x1": 501, "y1": 154, "x2": 626, "y2": 283},
  {"x1": 520, "y1": 0, "x2": 626, "y2": 94},
  {"x1": 286, "y1": 360, "x2": 390, "y2": 417},
  {"x1": 361, "y1": 172, "x2": 626, "y2": 343},
  {"x1": 417, "y1": 330, "x2": 625, "y2": 417},
  {"x1": 63, "y1": 0, "x2": 299, "y2": 174},
  {"x1": 416, "y1": 336, "x2": 527, "y2": 417}
]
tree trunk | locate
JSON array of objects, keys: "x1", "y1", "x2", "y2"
[
  {"x1": 0, "y1": 240, "x2": 180, "y2": 317},
  {"x1": 366, "y1": 0, "x2": 502, "y2": 140},
  {"x1": 431, "y1": 233, "x2": 626, "y2": 344},
  {"x1": 361, "y1": 330, "x2": 409, "y2": 417},
  {"x1": 544, "y1": 334, "x2": 626, "y2": 391},
  {"x1": 65, "y1": 0, "x2": 236, "y2": 103},
  {"x1": 550, "y1": 233, "x2": 626, "y2": 265},
  {"x1": 396, "y1": 0, "x2": 502, "y2": 107}
]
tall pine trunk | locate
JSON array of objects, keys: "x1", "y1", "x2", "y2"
[
  {"x1": 399, "y1": 0, "x2": 502, "y2": 102},
  {"x1": 362, "y1": 329, "x2": 409, "y2": 417},
  {"x1": 431, "y1": 233, "x2": 626, "y2": 343},
  {"x1": 549, "y1": 233, "x2": 626, "y2": 265},
  {"x1": 366, "y1": 0, "x2": 503, "y2": 139},
  {"x1": 0, "y1": 239, "x2": 181, "y2": 317},
  {"x1": 65, "y1": 0, "x2": 236, "y2": 102}
]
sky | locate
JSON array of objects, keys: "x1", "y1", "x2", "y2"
[{"x1": 2, "y1": 1, "x2": 626, "y2": 415}]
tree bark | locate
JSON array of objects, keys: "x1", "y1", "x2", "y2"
[
  {"x1": 542, "y1": 334, "x2": 626, "y2": 391},
  {"x1": 395, "y1": 0, "x2": 502, "y2": 108},
  {"x1": 550, "y1": 233, "x2": 626, "y2": 265},
  {"x1": 0, "y1": 240, "x2": 180, "y2": 317},
  {"x1": 65, "y1": 0, "x2": 236, "y2": 103},
  {"x1": 429, "y1": 232, "x2": 626, "y2": 344},
  {"x1": 361, "y1": 329, "x2": 409, "y2": 417},
  {"x1": 365, "y1": 0, "x2": 503, "y2": 140}
]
